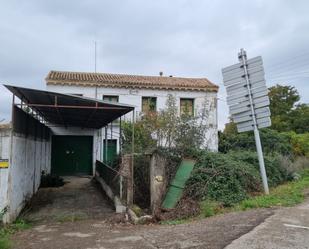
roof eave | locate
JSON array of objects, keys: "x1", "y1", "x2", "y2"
[{"x1": 46, "y1": 80, "x2": 219, "y2": 92}]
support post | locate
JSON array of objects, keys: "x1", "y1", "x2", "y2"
[
  {"x1": 239, "y1": 49, "x2": 269, "y2": 194},
  {"x1": 128, "y1": 109, "x2": 135, "y2": 206},
  {"x1": 105, "y1": 126, "x2": 108, "y2": 164},
  {"x1": 119, "y1": 116, "x2": 122, "y2": 155},
  {"x1": 119, "y1": 116, "x2": 123, "y2": 200}
]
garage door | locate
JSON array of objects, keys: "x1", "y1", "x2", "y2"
[{"x1": 51, "y1": 136, "x2": 93, "y2": 176}]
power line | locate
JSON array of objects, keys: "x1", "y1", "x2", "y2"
[{"x1": 266, "y1": 49, "x2": 309, "y2": 72}]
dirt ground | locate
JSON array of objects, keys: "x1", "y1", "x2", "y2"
[
  {"x1": 12, "y1": 176, "x2": 275, "y2": 249},
  {"x1": 13, "y1": 208, "x2": 274, "y2": 249}
]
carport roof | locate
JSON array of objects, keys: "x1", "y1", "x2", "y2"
[{"x1": 5, "y1": 84, "x2": 134, "y2": 129}]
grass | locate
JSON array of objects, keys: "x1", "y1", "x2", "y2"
[
  {"x1": 0, "y1": 219, "x2": 31, "y2": 249},
  {"x1": 55, "y1": 212, "x2": 88, "y2": 223},
  {"x1": 234, "y1": 169, "x2": 309, "y2": 211},
  {"x1": 163, "y1": 170, "x2": 309, "y2": 225}
]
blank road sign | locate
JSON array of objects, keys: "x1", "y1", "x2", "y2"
[
  {"x1": 229, "y1": 95, "x2": 270, "y2": 115},
  {"x1": 222, "y1": 54, "x2": 271, "y2": 133},
  {"x1": 227, "y1": 86, "x2": 268, "y2": 106},
  {"x1": 233, "y1": 108, "x2": 270, "y2": 123},
  {"x1": 237, "y1": 117, "x2": 271, "y2": 133}
]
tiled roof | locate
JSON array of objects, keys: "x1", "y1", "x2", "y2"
[
  {"x1": 0, "y1": 123, "x2": 11, "y2": 129},
  {"x1": 46, "y1": 71, "x2": 218, "y2": 92}
]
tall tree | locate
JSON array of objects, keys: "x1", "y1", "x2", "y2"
[
  {"x1": 289, "y1": 104, "x2": 309, "y2": 133},
  {"x1": 268, "y1": 84, "x2": 300, "y2": 116},
  {"x1": 268, "y1": 84, "x2": 300, "y2": 132}
]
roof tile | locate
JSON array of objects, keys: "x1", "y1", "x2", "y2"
[{"x1": 46, "y1": 71, "x2": 218, "y2": 92}]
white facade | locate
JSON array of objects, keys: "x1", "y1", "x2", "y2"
[{"x1": 47, "y1": 85, "x2": 218, "y2": 151}]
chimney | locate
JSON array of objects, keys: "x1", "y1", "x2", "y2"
[{"x1": 159, "y1": 71, "x2": 163, "y2": 76}]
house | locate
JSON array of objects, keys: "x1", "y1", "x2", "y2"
[{"x1": 46, "y1": 71, "x2": 219, "y2": 156}]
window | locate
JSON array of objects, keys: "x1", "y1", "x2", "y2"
[
  {"x1": 103, "y1": 95, "x2": 119, "y2": 103},
  {"x1": 180, "y1": 98, "x2": 194, "y2": 116},
  {"x1": 103, "y1": 96, "x2": 120, "y2": 123},
  {"x1": 142, "y1": 97, "x2": 157, "y2": 114}
]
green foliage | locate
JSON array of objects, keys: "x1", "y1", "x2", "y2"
[
  {"x1": 0, "y1": 238, "x2": 10, "y2": 249},
  {"x1": 288, "y1": 104, "x2": 309, "y2": 133},
  {"x1": 285, "y1": 132, "x2": 309, "y2": 157},
  {"x1": 234, "y1": 169, "x2": 309, "y2": 210},
  {"x1": 186, "y1": 152, "x2": 262, "y2": 206},
  {"x1": 219, "y1": 128, "x2": 292, "y2": 156},
  {"x1": 121, "y1": 120, "x2": 156, "y2": 154},
  {"x1": 186, "y1": 151, "x2": 290, "y2": 206},
  {"x1": 0, "y1": 219, "x2": 31, "y2": 249},
  {"x1": 121, "y1": 94, "x2": 212, "y2": 155},
  {"x1": 200, "y1": 200, "x2": 222, "y2": 217},
  {"x1": 268, "y1": 84, "x2": 309, "y2": 133},
  {"x1": 228, "y1": 151, "x2": 288, "y2": 187},
  {"x1": 269, "y1": 84, "x2": 300, "y2": 116}
]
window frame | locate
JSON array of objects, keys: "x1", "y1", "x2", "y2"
[
  {"x1": 103, "y1": 95, "x2": 119, "y2": 103},
  {"x1": 180, "y1": 98, "x2": 195, "y2": 116},
  {"x1": 141, "y1": 96, "x2": 157, "y2": 114}
]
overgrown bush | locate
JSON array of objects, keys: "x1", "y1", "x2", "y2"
[
  {"x1": 185, "y1": 151, "x2": 290, "y2": 206},
  {"x1": 284, "y1": 132, "x2": 309, "y2": 157},
  {"x1": 228, "y1": 151, "x2": 288, "y2": 187},
  {"x1": 219, "y1": 128, "x2": 293, "y2": 156},
  {"x1": 121, "y1": 94, "x2": 214, "y2": 155},
  {"x1": 186, "y1": 152, "x2": 261, "y2": 206}
]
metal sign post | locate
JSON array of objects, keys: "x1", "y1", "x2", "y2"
[
  {"x1": 238, "y1": 49, "x2": 269, "y2": 194},
  {"x1": 222, "y1": 49, "x2": 270, "y2": 194}
]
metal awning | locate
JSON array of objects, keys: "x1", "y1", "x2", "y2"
[{"x1": 5, "y1": 84, "x2": 134, "y2": 129}]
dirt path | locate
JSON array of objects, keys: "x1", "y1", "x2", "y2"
[{"x1": 13, "y1": 208, "x2": 274, "y2": 249}]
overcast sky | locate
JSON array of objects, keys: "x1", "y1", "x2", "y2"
[{"x1": 1, "y1": 0, "x2": 309, "y2": 129}]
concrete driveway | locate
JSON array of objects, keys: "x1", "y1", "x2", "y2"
[
  {"x1": 22, "y1": 176, "x2": 116, "y2": 223},
  {"x1": 225, "y1": 199, "x2": 309, "y2": 249}
]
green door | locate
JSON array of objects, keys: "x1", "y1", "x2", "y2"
[
  {"x1": 51, "y1": 136, "x2": 93, "y2": 176},
  {"x1": 103, "y1": 139, "x2": 117, "y2": 166}
]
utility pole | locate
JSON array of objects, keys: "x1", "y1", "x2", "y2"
[{"x1": 94, "y1": 40, "x2": 97, "y2": 73}]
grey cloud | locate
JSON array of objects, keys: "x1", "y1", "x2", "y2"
[{"x1": 1, "y1": 0, "x2": 309, "y2": 128}]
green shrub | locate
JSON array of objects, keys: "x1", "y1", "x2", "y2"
[
  {"x1": 185, "y1": 151, "x2": 290, "y2": 206},
  {"x1": 186, "y1": 152, "x2": 262, "y2": 206},
  {"x1": 228, "y1": 151, "x2": 288, "y2": 187},
  {"x1": 200, "y1": 200, "x2": 222, "y2": 217},
  {"x1": 219, "y1": 128, "x2": 293, "y2": 156},
  {"x1": 285, "y1": 132, "x2": 309, "y2": 157}
]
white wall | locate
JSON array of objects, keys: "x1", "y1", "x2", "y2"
[
  {"x1": 4, "y1": 133, "x2": 51, "y2": 222},
  {"x1": 47, "y1": 85, "x2": 218, "y2": 151},
  {"x1": 0, "y1": 128, "x2": 11, "y2": 219}
]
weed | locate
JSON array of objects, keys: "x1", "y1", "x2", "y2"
[
  {"x1": 200, "y1": 200, "x2": 222, "y2": 218},
  {"x1": 234, "y1": 170, "x2": 309, "y2": 211},
  {"x1": 55, "y1": 213, "x2": 87, "y2": 223},
  {"x1": 0, "y1": 219, "x2": 31, "y2": 249}
]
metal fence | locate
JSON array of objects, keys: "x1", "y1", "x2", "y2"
[{"x1": 95, "y1": 160, "x2": 121, "y2": 196}]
